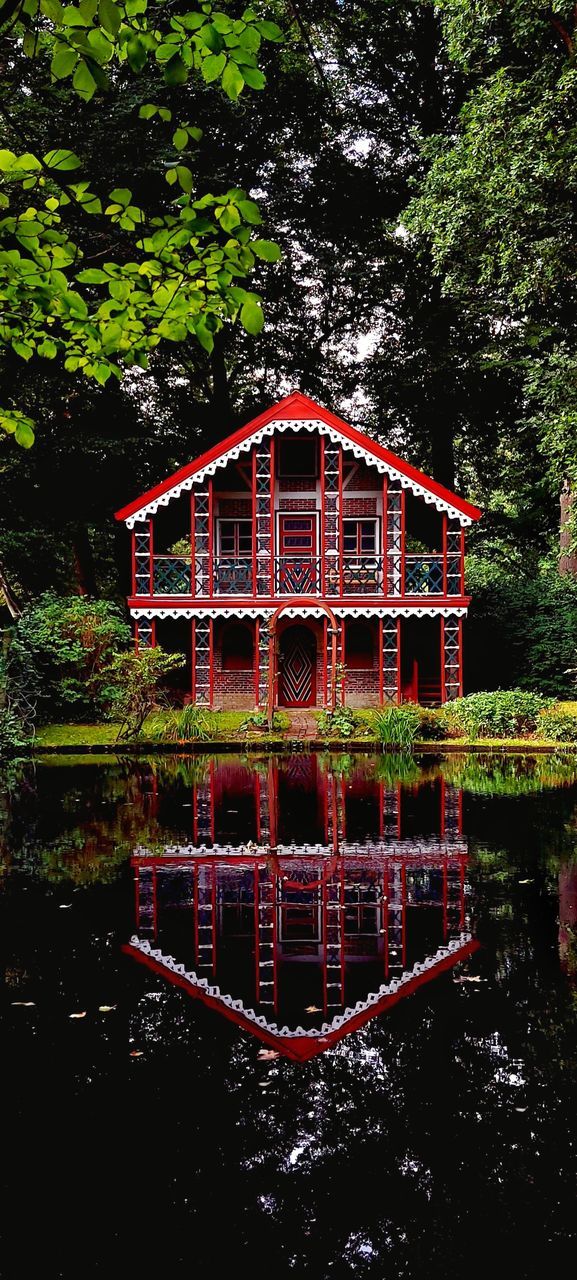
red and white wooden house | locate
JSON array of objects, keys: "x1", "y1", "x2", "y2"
[{"x1": 115, "y1": 392, "x2": 481, "y2": 709}]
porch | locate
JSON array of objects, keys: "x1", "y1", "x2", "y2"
[{"x1": 137, "y1": 611, "x2": 463, "y2": 710}]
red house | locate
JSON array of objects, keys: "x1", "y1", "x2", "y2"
[{"x1": 115, "y1": 392, "x2": 481, "y2": 710}]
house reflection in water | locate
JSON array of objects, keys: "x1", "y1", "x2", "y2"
[{"x1": 124, "y1": 758, "x2": 478, "y2": 1060}]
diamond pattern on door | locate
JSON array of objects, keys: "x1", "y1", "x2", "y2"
[{"x1": 279, "y1": 628, "x2": 316, "y2": 706}]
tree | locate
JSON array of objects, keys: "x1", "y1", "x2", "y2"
[
  {"x1": 405, "y1": 1, "x2": 577, "y2": 550},
  {"x1": 0, "y1": 0, "x2": 284, "y2": 443}
]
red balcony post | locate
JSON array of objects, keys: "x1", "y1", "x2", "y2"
[
  {"x1": 460, "y1": 526, "x2": 465, "y2": 595},
  {"x1": 190, "y1": 491, "x2": 196, "y2": 598},
  {"x1": 269, "y1": 436, "x2": 275, "y2": 595},
  {"x1": 319, "y1": 433, "x2": 326, "y2": 593},
  {"x1": 148, "y1": 519, "x2": 154, "y2": 595},
  {"x1": 442, "y1": 514, "x2": 448, "y2": 596},
  {"x1": 400, "y1": 489, "x2": 406, "y2": 595},
  {"x1": 207, "y1": 478, "x2": 214, "y2": 598},
  {"x1": 252, "y1": 447, "x2": 257, "y2": 596},
  {"x1": 338, "y1": 446, "x2": 343, "y2": 596}
]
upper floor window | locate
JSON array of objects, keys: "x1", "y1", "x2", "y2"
[
  {"x1": 277, "y1": 436, "x2": 318, "y2": 479},
  {"x1": 343, "y1": 519, "x2": 378, "y2": 556},
  {"x1": 218, "y1": 519, "x2": 252, "y2": 557}
]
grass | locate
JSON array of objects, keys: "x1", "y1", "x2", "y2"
[{"x1": 31, "y1": 702, "x2": 577, "y2": 753}]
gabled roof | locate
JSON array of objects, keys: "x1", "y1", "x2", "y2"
[{"x1": 115, "y1": 391, "x2": 482, "y2": 527}]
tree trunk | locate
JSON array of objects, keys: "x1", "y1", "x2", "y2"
[
  {"x1": 0, "y1": 556, "x2": 21, "y2": 619},
  {"x1": 559, "y1": 478, "x2": 577, "y2": 576},
  {"x1": 209, "y1": 331, "x2": 235, "y2": 437},
  {"x1": 72, "y1": 524, "x2": 97, "y2": 596}
]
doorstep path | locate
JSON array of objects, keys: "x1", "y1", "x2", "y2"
[{"x1": 284, "y1": 710, "x2": 319, "y2": 740}]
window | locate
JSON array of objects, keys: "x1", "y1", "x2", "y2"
[
  {"x1": 346, "y1": 622, "x2": 375, "y2": 670},
  {"x1": 277, "y1": 437, "x2": 318, "y2": 478},
  {"x1": 221, "y1": 622, "x2": 254, "y2": 671},
  {"x1": 218, "y1": 520, "x2": 252, "y2": 557},
  {"x1": 343, "y1": 520, "x2": 378, "y2": 556}
]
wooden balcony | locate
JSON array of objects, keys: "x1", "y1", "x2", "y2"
[{"x1": 143, "y1": 552, "x2": 463, "y2": 598}]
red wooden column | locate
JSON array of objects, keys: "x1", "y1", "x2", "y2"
[
  {"x1": 190, "y1": 491, "x2": 196, "y2": 598},
  {"x1": 254, "y1": 617, "x2": 260, "y2": 708},
  {"x1": 251, "y1": 447, "x2": 258, "y2": 596},
  {"x1": 441, "y1": 615, "x2": 462, "y2": 702},
  {"x1": 319, "y1": 434, "x2": 326, "y2": 593},
  {"x1": 442, "y1": 514, "x2": 448, "y2": 596},
  {"x1": 207, "y1": 477, "x2": 214, "y2": 598},
  {"x1": 378, "y1": 617, "x2": 384, "y2": 705},
  {"x1": 269, "y1": 437, "x2": 275, "y2": 595}
]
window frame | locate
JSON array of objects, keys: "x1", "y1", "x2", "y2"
[
  {"x1": 342, "y1": 518, "x2": 379, "y2": 558},
  {"x1": 217, "y1": 518, "x2": 253, "y2": 559}
]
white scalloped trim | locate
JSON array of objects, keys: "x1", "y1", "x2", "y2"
[
  {"x1": 134, "y1": 837, "x2": 469, "y2": 859},
  {"x1": 130, "y1": 604, "x2": 468, "y2": 621},
  {"x1": 125, "y1": 418, "x2": 473, "y2": 528},
  {"x1": 129, "y1": 932, "x2": 472, "y2": 1040}
]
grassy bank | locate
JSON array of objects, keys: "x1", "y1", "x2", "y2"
[{"x1": 31, "y1": 705, "x2": 577, "y2": 755}]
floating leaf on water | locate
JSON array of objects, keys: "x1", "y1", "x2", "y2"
[
  {"x1": 11, "y1": 1001, "x2": 35, "y2": 1007},
  {"x1": 257, "y1": 1049, "x2": 279, "y2": 1060},
  {"x1": 519, "y1": 879, "x2": 534, "y2": 885},
  {"x1": 130, "y1": 1050, "x2": 144, "y2": 1057},
  {"x1": 69, "y1": 1011, "x2": 86, "y2": 1019},
  {"x1": 59, "y1": 904, "x2": 72, "y2": 909},
  {"x1": 305, "y1": 1005, "x2": 322, "y2": 1014},
  {"x1": 98, "y1": 1005, "x2": 116, "y2": 1013}
]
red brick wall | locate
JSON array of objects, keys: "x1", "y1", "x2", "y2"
[{"x1": 343, "y1": 498, "x2": 377, "y2": 516}]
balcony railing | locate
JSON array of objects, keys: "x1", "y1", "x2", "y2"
[
  {"x1": 274, "y1": 556, "x2": 322, "y2": 594},
  {"x1": 213, "y1": 557, "x2": 254, "y2": 595},
  {"x1": 153, "y1": 556, "x2": 192, "y2": 595},
  {"x1": 342, "y1": 556, "x2": 384, "y2": 594},
  {"x1": 146, "y1": 552, "x2": 461, "y2": 598},
  {"x1": 404, "y1": 555, "x2": 444, "y2": 595}
]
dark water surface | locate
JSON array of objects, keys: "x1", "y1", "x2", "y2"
[{"x1": 2, "y1": 752, "x2": 577, "y2": 1277}]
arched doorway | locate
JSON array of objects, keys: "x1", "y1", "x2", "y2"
[{"x1": 278, "y1": 624, "x2": 317, "y2": 707}]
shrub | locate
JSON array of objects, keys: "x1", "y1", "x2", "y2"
[
  {"x1": 538, "y1": 707, "x2": 577, "y2": 742},
  {"x1": 152, "y1": 704, "x2": 214, "y2": 742},
  {"x1": 442, "y1": 689, "x2": 554, "y2": 739},
  {"x1": 374, "y1": 703, "x2": 421, "y2": 748},
  {"x1": 317, "y1": 705, "x2": 357, "y2": 738},
  {"x1": 0, "y1": 707, "x2": 30, "y2": 758},
  {"x1": 7, "y1": 594, "x2": 130, "y2": 723},
  {"x1": 239, "y1": 710, "x2": 288, "y2": 734},
  {"x1": 416, "y1": 707, "x2": 447, "y2": 740},
  {"x1": 101, "y1": 648, "x2": 185, "y2": 739}
]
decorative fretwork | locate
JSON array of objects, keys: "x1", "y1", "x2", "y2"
[
  {"x1": 196, "y1": 864, "x2": 215, "y2": 970},
  {"x1": 275, "y1": 556, "x2": 322, "y2": 594},
  {"x1": 446, "y1": 519, "x2": 463, "y2": 595},
  {"x1": 323, "y1": 441, "x2": 341, "y2": 595},
  {"x1": 257, "y1": 864, "x2": 276, "y2": 1008},
  {"x1": 443, "y1": 784, "x2": 461, "y2": 835},
  {"x1": 382, "y1": 617, "x2": 400, "y2": 704},
  {"x1": 324, "y1": 865, "x2": 344, "y2": 1012},
  {"x1": 134, "y1": 522, "x2": 151, "y2": 596},
  {"x1": 342, "y1": 556, "x2": 383, "y2": 594},
  {"x1": 443, "y1": 619, "x2": 461, "y2": 701},
  {"x1": 256, "y1": 440, "x2": 272, "y2": 596},
  {"x1": 195, "y1": 779, "x2": 213, "y2": 846},
  {"x1": 136, "y1": 619, "x2": 154, "y2": 650},
  {"x1": 382, "y1": 786, "x2": 400, "y2": 836},
  {"x1": 385, "y1": 482, "x2": 402, "y2": 595},
  {"x1": 193, "y1": 486, "x2": 210, "y2": 596},
  {"x1": 385, "y1": 864, "x2": 405, "y2": 978},
  {"x1": 325, "y1": 767, "x2": 345, "y2": 848},
  {"x1": 194, "y1": 616, "x2": 211, "y2": 705},
  {"x1": 153, "y1": 557, "x2": 191, "y2": 595},
  {"x1": 257, "y1": 618, "x2": 270, "y2": 709},
  {"x1": 213, "y1": 557, "x2": 253, "y2": 595},
  {"x1": 404, "y1": 555, "x2": 444, "y2": 595}
]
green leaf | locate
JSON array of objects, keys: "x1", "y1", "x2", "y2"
[
  {"x1": 241, "y1": 66, "x2": 265, "y2": 90},
  {"x1": 14, "y1": 421, "x2": 35, "y2": 448},
  {"x1": 108, "y1": 187, "x2": 131, "y2": 206},
  {"x1": 201, "y1": 52, "x2": 226, "y2": 83},
  {"x1": 256, "y1": 20, "x2": 283, "y2": 41},
  {"x1": 201, "y1": 24, "x2": 223, "y2": 53},
  {"x1": 240, "y1": 298, "x2": 264, "y2": 334},
  {"x1": 173, "y1": 128, "x2": 188, "y2": 151},
  {"x1": 222, "y1": 61, "x2": 244, "y2": 100},
  {"x1": 219, "y1": 203, "x2": 241, "y2": 232},
  {"x1": 38, "y1": 338, "x2": 58, "y2": 359},
  {"x1": 164, "y1": 54, "x2": 188, "y2": 85},
  {"x1": 51, "y1": 46, "x2": 78, "y2": 79},
  {"x1": 127, "y1": 37, "x2": 147, "y2": 72},
  {"x1": 251, "y1": 239, "x2": 281, "y2": 262},
  {"x1": 43, "y1": 149, "x2": 82, "y2": 171},
  {"x1": 139, "y1": 104, "x2": 157, "y2": 119},
  {"x1": 176, "y1": 165, "x2": 193, "y2": 193},
  {"x1": 62, "y1": 6, "x2": 90, "y2": 25},
  {"x1": 194, "y1": 316, "x2": 214, "y2": 353},
  {"x1": 0, "y1": 150, "x2": 16, "y2": 171},
  {"x1": 76, "y1": 268, "x2": 110, "y2": 282},
  {"x1": 98, "y1": 0, "x2": 121, "y2": 35},
  {"x1": 158, "y1": 107, "x2": 172, "y2": 122},
  {"x1": 72, "y1": 60, "x2": 97, "y2": 100},
  {"x1": 13, "y1": 340, "x2": 34, "y2": 361},
  {"x1": 237, "y1": 198, "x2": 261, "y2": 224},
  {"x1": 165, "y1": 168, "x2": 178, "y2": 186},
  {"x1": 41, "y1": 0, "x2": 64, "y2": 19}
]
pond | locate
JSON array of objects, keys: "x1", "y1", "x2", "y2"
[{"x1": 2, "y1": 751, "x2": 577, "y2": 1276}]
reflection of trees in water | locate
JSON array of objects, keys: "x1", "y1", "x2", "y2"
[{"x1": 440, "y1": 753, "x2": 577, "y2": 795}]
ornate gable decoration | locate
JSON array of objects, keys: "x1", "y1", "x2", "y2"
[{"x1": 116, "y1": 394, "x2": 481, "y2": 529}]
